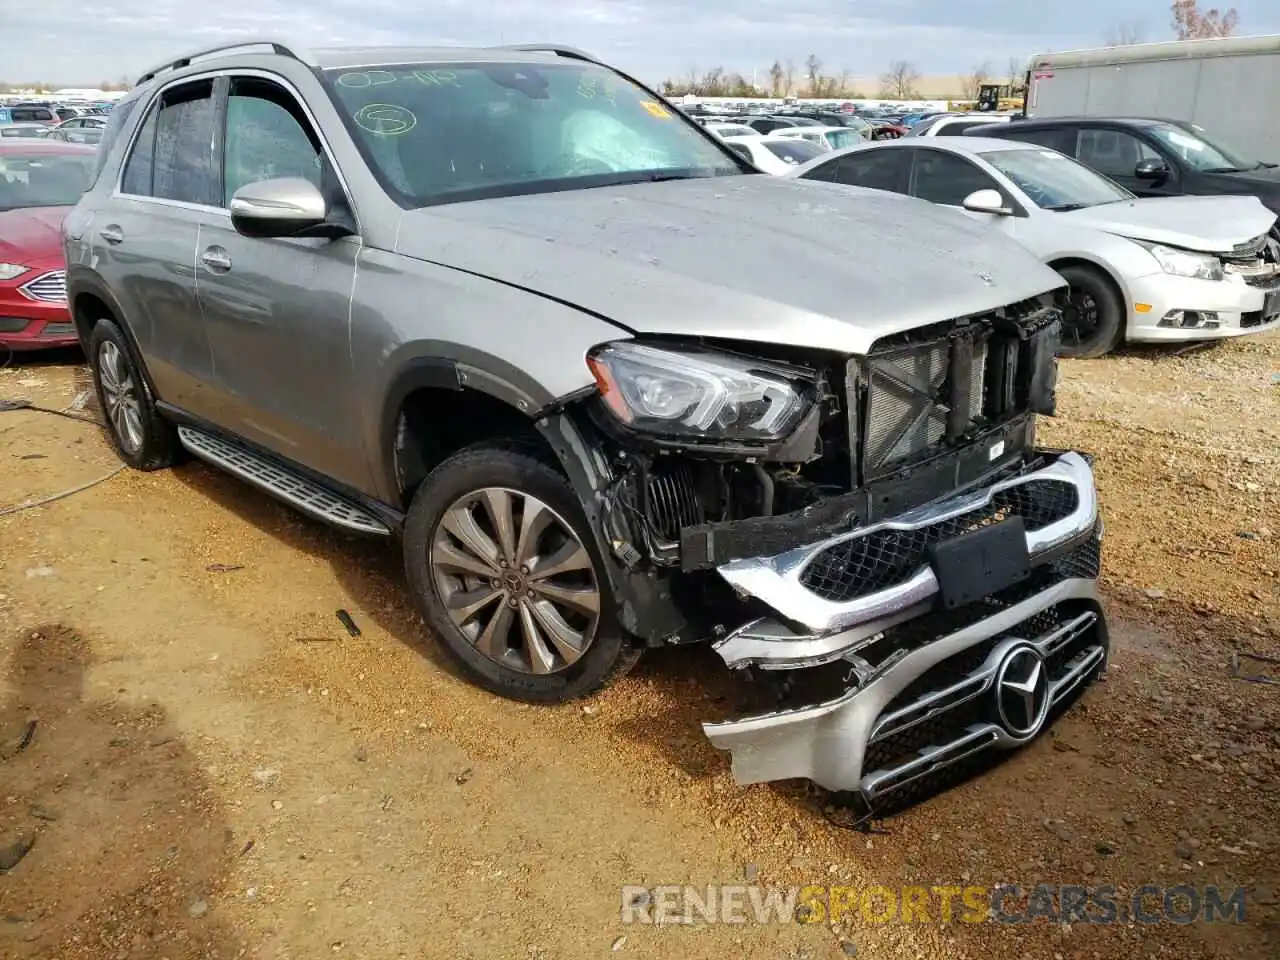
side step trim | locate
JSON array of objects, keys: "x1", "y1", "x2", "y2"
[{"x1": 177, "y1": 426, "x2": 391, "y2": 536}]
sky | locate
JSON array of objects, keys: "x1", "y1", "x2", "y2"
[{"x1": 4, "y1": 0, "x2": 1279, "y2": 87}]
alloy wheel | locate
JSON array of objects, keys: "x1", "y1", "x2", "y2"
[
  {"x1": 97, "y1": 340, "x2": 144, "y2": 454},
  {"x1": 430, "y1": 487, "x2": 601, "y2": 675},
  {"x1": 1061, "y1": 288, "x2": 1101, "y2": 349}
]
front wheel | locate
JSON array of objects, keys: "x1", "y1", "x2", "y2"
[
  {"x1": 1055, "y1": 264, "x2": 1126, "y2": 359},
  {"x1": 403, "y1": 442, "x2": 640, "y2": 703}
]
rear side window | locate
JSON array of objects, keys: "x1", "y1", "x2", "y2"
[
  {"x1": 764, "y1": 140, "x2": 823, "y2": 164},
  {"x1": 999, "y1": 126, "x2": 1079, "y2": 155},
  {"x1": 89, "y1": 96, "x2": 139, "y2": 186},
  {"x1": 120, "y1": 79, "x2": 218, "y2": 205},
  {"x1": 12, "y1": 108, "x2": 54, "y2": 123},
  {"x1": 936, "y1": 121, "x2": 986, "y2": 137}
]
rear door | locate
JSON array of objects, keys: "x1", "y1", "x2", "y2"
[
  {"x1": 193, "y1": 72, "x2": 364, "y2": 487},
  {"x1": 94, "y1": 77, "x2": 219, "y2": 415}
]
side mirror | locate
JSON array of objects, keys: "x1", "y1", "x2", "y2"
[
  {"x1": 1134, "y1": 157, "x2": 1169, "y2": 180},
  {"x1": 229, "y1": 177, "x2": 330, "y2": 239},
  {"x1": 962, "y1": 188, "x2": 1013, "y2": 216}
]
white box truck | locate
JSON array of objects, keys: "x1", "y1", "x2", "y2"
[{"x1": 1025, "y1": 34, "x2": 1280, "y2": 159}]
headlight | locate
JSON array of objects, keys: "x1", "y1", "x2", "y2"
[
  {"x1": 586, "y1": 342, "x2": 811, "y2": 442},
  {"x1": 1140, "y1": 242, "x2": 1223, "y2": 281},
  {"x1": 0, "y1": 263, "x2": 29, "y2": 281}
]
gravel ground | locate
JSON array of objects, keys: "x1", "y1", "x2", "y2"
[{"x1": 0, "y1": 332, "x2": 1276, "y2": 960}]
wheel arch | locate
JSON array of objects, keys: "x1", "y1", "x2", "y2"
[
  {"x1": 377, "y1": 343, "x2": 590, "y2": 509},
  {"x1": 67, "y1": 273, "x2": 161, "y2": 396},
  {"x1": 1045, "y1": 254, "x2": 1131, "y2": 317}
]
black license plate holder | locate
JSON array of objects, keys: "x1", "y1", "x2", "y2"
[
  {"x1": 1264, "y1": 289, "x2": 1280, "y2": 318},
  {"x1": 929, "y1": 517, "x2": 1030, "y2": 609}
]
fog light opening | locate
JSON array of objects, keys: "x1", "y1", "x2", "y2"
[{"x1": 1158, "y1": 310, "x2": 1221, "y2": 329}]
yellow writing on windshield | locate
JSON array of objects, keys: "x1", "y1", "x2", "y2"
[
  {"x1": 639, "y1": 101, "x2": 671, "y2": 119},
  {"x1": 353, "y1": 103, "x2": 417, "y2": 136}
]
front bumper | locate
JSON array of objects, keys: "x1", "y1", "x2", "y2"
[
  {"x1": 0, "y1": 270, "x2": 75, "y2": 351},
  {"x1": 702, "y1": 449, "x2": 1107, "y2": 801},
  {"x1": 1125, "y1": 271, "x2": 1280, "y2": 342}
]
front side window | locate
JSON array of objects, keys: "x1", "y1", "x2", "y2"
[
  {"x1": 223, "y1": 78, "x2": 324, "y2": 206},
  {"x1": 89, "y1": 96, "x2": 138, "y2": 186},
  {"x1": 120, "y1": 79, "x2": 218, "y2": 205},
  {"x1": 980, "y1": 147, "x2": 1133, "y2": 210},
  {"x1": 0, "y1": 149, "x2": 95, "y2": 211},
  {"x1": 1076, "y1": 129, "x2": 1161, "y2": 178},
  {"x1": 323, "y1": 61, "x2": 742, "y2": 207},
  {"x1": 911, "y1": 150, "x2": 1001, "y2": 204},
  {"x1": 1147, "y1": 122, "x2": 1258, "y2": 173}
]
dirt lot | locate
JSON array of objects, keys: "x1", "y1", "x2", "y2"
[{"x1": 0, "y1": 334, "x2": 1277, "y2": 960}]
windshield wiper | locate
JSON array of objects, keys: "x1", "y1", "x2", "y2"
[
  {"x1": 1205, "y1": 166, "x2": 1243, "y2": 173},
  {"x1": 1044, "y1": 202, "x2": 1088, "y2": 212}
]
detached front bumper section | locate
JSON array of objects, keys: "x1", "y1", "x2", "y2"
[{"x1": 701, "y1": 449, "x2": 1108, "y2": 801}]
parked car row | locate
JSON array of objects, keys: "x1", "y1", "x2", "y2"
[{"x1": 785, "y1": 116, "x2": 1280, "y2": 355}]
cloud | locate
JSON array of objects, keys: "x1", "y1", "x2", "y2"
[{"x1": 4, "y1": 0, "x2": 1279, "y2": 86}]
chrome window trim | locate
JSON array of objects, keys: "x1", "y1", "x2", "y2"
[{"x1": 111, "y1": 66, "x2": 361, "y2": 234}]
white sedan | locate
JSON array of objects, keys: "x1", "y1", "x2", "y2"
[
  {"x1": 787, "y1": 137, "x2": 1280, "y2": 356},
  {"x1": 772, "y1": 125, "x2": 868, "y2": 152},
  {"x1": 704, "y1": 122, "x2": 757, "y2": 140},
  {"x1": 719, "y1": 135, "x2": 826, "y2": 174}
]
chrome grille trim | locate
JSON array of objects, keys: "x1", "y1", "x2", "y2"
[
  {"x1": 717, "y1": 451, "x2": 1097, "y2": 635},
  {"x1": 18, "y1": 270, "x2": 67, "y2": 303}
]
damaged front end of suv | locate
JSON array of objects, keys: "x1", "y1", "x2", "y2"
[{"x1": 546, "y1": 295, "x2": 1106, "y2": 813}]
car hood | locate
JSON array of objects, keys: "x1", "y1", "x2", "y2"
[
  {"x1": 0, "y1": 205, "x2": 69, "y2": 265},
  {"x1": 395, "y1": 176, "x2": 1065, "y2": 356},
  {"x1": 1055, "y1": 195, "x2": 1277, "y2": 253}
]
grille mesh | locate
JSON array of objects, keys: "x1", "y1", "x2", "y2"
[
  {"x1": 798, "y1": 479, "x2": 1080, "y2": 603},
  {"x1": 19, "y1": 270, "x2": 66, "y2": 303}
]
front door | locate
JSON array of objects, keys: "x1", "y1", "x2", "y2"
[
  {"x1": 194, "y1": 74, "x2": 366, "y2": 490},
  {"x1": 1075, "y1": 128, "x2": 1181, "y2": 198}
]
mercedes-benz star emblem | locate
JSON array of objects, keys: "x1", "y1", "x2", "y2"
[{"x1": 994, "y1": 646, "x2": 1051, "y2": 738}]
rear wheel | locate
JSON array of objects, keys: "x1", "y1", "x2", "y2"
[
  {"x1": 88, "y1": 319, "x2": 179, "y2": 470},
  {"x1": 1055, "y1": 264, "x2": 1125, "y2": 359},
  {"x1": 403, "y1": 442, "x2": 640, "y2": 703}
]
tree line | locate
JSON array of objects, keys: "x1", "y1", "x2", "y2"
[
  {"x1": 663, "y1": 1, "x2": 1244, "y2": 101},
  {"x1": 659, "y1": 56, "x2": 1027, "y2": 102}
]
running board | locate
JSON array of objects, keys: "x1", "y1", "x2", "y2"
[{"x1": 177, "y1": 426, "x2": 391, "y2": 536}]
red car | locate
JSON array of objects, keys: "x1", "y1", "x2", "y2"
[{"x1": 0, "y1": 139, "x2": 96, "y2": 352}]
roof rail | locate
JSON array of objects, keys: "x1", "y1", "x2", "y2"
[
  {"x1": 135, "y1": 39, "x2": 310, "y2": 86},
  {"x1": 494, "y1": 43, "x2": 600, "y2": 64}
]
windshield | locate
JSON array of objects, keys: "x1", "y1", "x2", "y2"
[
  {"x1": 825, "y1": 129, "x2": 864, "y2": 150},
  {"x1": 980, "y1": 147, "x2": 1134, "y2": 210},
  {"x1": 1148, "y1": 122, "x2": 1260, "y2": 172},
  {"x1": 0, "y1": 151, "x2": 93, "y2": 210},
  {"x1": 764, "y1": 140, "x2": 823, "y2": 164},
  {"x1": 324, "y1": 61, "x2": 743, "y2": 207}
]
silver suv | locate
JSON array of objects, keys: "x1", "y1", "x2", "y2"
[{"x1": 63, "y1": 40, "x2": 1107, "y2": 811}]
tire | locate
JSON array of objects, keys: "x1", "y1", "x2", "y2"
[
  {"x1": 403, "y1": 441, "x2": 641, "y2": 704},
  {"x1": 1055, "y1": 264, "x2": 1125, "y2": 359},
  {"x1": 88, "y1": 318, "x2": 179, "y2": 470}
]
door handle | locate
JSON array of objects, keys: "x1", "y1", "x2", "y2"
[
  {"x1": 200, "y1": 247, "x2": 232, "y2": 272},
  {"x1": 98, "y1": 224, "x2": 124, "y2": 244}
]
